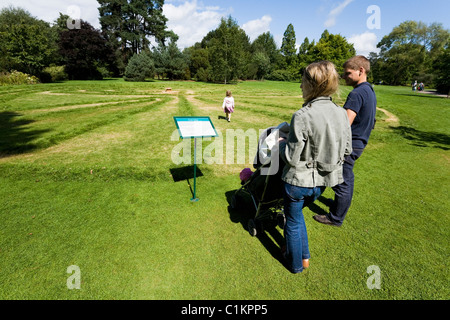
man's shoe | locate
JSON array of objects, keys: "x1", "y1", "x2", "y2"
[{"x1": 313, "y1": 214, "x2": 341, "y2": 227}]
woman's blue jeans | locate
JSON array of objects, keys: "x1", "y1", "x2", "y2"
[{"x1": 283, "y1": 182, "x2": 325, "y2": 273}]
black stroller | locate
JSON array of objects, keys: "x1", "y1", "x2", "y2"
[{"x1": 230, "y1": 124, "x2": 288, "y2": 236}]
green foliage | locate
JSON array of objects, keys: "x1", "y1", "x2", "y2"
[
  {"x1": 0, "y1": 70, "x2": 40, "y2": 85},
  {"x1": 194, "y1": 67, "x2": 209, "y2": 82},
  {"x1": 266, "y1": 69, "x2": 295, "y2": 82},
  {"x1": 281, "y1": 23, "x2": 298, "y2": 70},
  {"x1": 185, "y1": 44, "x2": 209, "y2": 77},
  {"x1": 297, "y1": 37, "x2": 315, "y2": 76},
  {"x1": 309, "y1": 30, "x2": 356, "y2": 75},
  {"x1": 251, "y1": 52, "x2": 271, "y2": 80},
  {"x1": 124, "y1": 52, "x2": 155, "y2": 81},
  {"x1": 433, "y1": 47, "x2": 450, "y2": 94},
  {"x1": 0, "y1": 6, "x2": 55, "y2": 75},
  {"x1": 3, "y1": 2, "x2": 447, "y2": 92},
  {"x1": 184, "y1": 44, "x2": 211, "y2": 82},
  {"x1": 152, "y1": 37, "x2": 189, "y2": 80},
  {"x1": 185, "y1": 20, "x2": 356, "y2": 83},
  {"x1": 279, "y1": 28, "x2": 355, "y2": 80},
  {"x1": 98, "y1": 0, "x2": 169, "y2": 73},
  {"x1": 204, "y1": 16, "x2": 251, "y2": 83},
  {"x1": 251, "y1": 32, "x2": 279, "y2": 64},
  {"x1": 42, "y1": 66, "x2": 68, "y2": 82},
  {"x1": 373, "y1": 20, "x2": 450, "y2": 86},
  {"x1": 250, "y1": 32, "x2": 282, "y2": 80}
]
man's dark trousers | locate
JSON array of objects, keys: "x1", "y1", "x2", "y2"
[{"x1": 328, "y1": 148, "x2": 365, "y2": 226}]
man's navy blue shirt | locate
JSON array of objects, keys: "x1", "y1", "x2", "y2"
[{"x1": 343, "y1": 82, "x2": 377, "y2": 149}]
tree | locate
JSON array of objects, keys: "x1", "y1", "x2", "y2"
[
  {"x1": 309, "y1": 30, "x2": 355, "y2": 75},
  {"x1": 252, "y1": 32, "x2": 279, "y2": 65},
  {"x1": 0, "y1": 6, "x2": 55, "y2": 75},
  {"x1": 281, "y1": 23, "x2": 297, "y2": 63},
  {"x1": 374, "y1": 20, "x2": 450, "y2": 85},
  {"x1": 124, "y1": 52, "x2": 154, "y2": 81},
  {"x1": 184, "y1": 43, "x2": 210, "y2": 82},
  {"x1": 58, "y1": 20, "x2": 113, "y2": 80},
  {"x1": 204, "y1": 16, "x2": 251, "y2": 83},
  {"x1": 251, "y1": 32, "x2": 282, "y2": 79},
  {"x1": 251, "y1": 51, "x2": 271, "y2": 80},
  {"x1": 280, "y1": 23, "x2": 300, "y2": 79},
  {"x1": 433, "y1": 46, "x2": 450, "y2": 94},
  {"x1": 297, "y1": 37, "x2": 316, "y2": 78},
  {"x1": 98, "y1": 0, "x2": 169, "y2": 73},
  {"x1": 152, "y1": 34, "x2": 188, "y2": 80}
]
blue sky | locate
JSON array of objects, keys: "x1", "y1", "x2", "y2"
[{"x1": 2, "y1": 0, "x2": 449, "y2": 56}]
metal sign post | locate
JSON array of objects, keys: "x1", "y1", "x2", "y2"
[
  {"x1": 173, "y1": 117, "x2": 218, "y2": 202},
  {"x1": 191, "y1": 137, "x2": 199, "y2": 202}
]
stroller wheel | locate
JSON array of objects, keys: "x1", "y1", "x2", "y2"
[
  {"x1": 248, "y1": 219, "x2": 262, "y2": 237},
  {"x1": 248, "y1": 219, "x2": 257, "y2": 237}
]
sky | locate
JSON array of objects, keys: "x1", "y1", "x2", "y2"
[{"x1": 1, "y1": 0, "x2": 449, "y2": 56}]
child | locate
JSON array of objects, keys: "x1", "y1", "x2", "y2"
[{"x1": 222, "y1": 90, "x2": 234, "y2": 122}]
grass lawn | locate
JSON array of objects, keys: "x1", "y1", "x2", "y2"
[{"x1": 0, "y1": 79, "x2": 448, "y2": 300}]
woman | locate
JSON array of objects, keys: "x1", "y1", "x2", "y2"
[{"x1": 279, "y1": 61, "x2": 352, "y2": 273}]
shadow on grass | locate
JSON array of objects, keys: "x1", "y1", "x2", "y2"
[
  {"x1": 390, "y1": 125, "x2": 450, "y2": 150},
  {"x1": 170, "y1": 165, "x2": 204, "y2": 199},
  {"x1": 225, "y1": 189, "x2": 288, "y2": 269},
  {"x1": 306, "y1": 196, "x2": 331, "y2": 216},
  {"x1": 0, "y1": 111, "x2": 50, "y2": 158},
  {"x1": 395, "y1": 93, "x2": 446, "y2": 99},
  {"x1": 225, "y1": 190, "x2": 334, "y2": 270}
]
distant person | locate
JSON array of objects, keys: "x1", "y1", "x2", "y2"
[
  {"x1": 278, "y1": 61, "x2": 352, "y2": 273},
  {"x1": 412, "y1": 80, "x2": 418, "y2": 91},
  {"x1": 418, "y1": 82, "x2": 424, "y2": 91},
  {"x1": 222, "y1": 90, "x2": 235, "y2": 122},
  {"x1": 314, "y1": 55, "x2": 377, "y2": 227}
]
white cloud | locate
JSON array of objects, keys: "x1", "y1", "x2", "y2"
[
  {"x1": 324, "y1": 0, "x2": 354, "y2": 28},
  {"x1": 0, "y1": 0, "x2": 100, "y2": 28},
  {"x1": 163, "y1": 0, "x2": 226, "y2": 49},
  {"x1": 242, "y1": 15, "x2": 272, "y2": 42},
  {"x1": 1, "y1": 0, "x2": 228, "y2": 49},
  {"x1": 348, "y1": 31, "x2": 380, "y2": 57}
]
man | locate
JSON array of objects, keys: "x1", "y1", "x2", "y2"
[{"x1": 313, "y1": 56, "x2": 377, "y2": 227}]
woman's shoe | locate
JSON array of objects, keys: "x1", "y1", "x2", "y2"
[
  {"x1": 282, "y1": 246, "x2": 310, "y2": 269},
  {"x1": 302, "y1": 259, "x2": 309, "y2": 269}
]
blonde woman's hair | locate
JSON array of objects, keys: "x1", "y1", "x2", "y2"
[
  {"x1": 226, "y1": 90, "x2": 232, "y2": 97},
  {"x1": 301, "y1": 61, "x2": 340, "y2": 103}
]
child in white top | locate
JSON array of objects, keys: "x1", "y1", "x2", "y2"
[{"x1": 222, "y1": 90, "x2": 234, "y2": 122}]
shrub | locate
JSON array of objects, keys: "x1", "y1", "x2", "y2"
[
  {"x1": 0, "y1": 70, "x2": 40, "y2": 85},
  {"x1": 42, "y1": 66, "x2": 68, "y2": 82},
  {"x1": 194, "y1": 67, "x2": 209, "y2": 82},
  {"x1": 124, "y1": 53, "x2": 155, "y2": 82},
  {"x1": 97, "y1": 66, "x2": 113, "y2": 79},
  {"x1": 266, "y1": 69, "x2": 295, "y2": 82}
]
